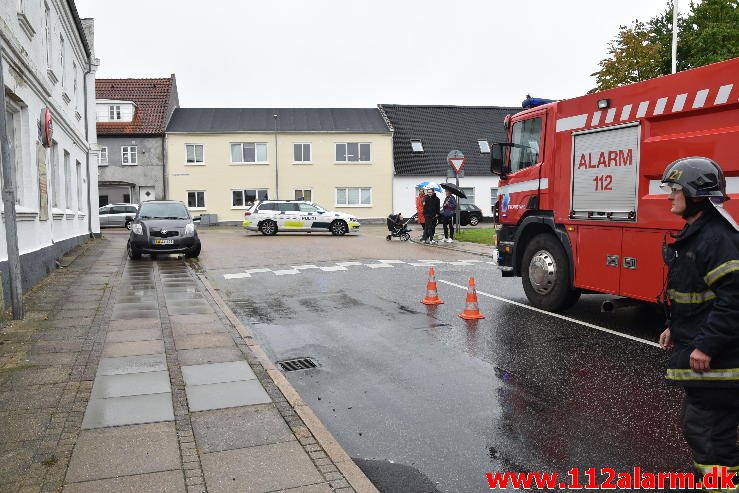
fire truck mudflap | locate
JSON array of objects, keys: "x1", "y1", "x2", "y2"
[{"x1": 571, "y1": 123, "x2": 640, "y2": 221}]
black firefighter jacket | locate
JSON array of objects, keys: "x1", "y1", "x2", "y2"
[{"x1": 664, "y1": 209, "x2": 739, "y2": 387}]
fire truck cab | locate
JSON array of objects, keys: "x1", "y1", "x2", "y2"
[{"x1": 492, "y1": 58, "x2": 739, "y2": 312}]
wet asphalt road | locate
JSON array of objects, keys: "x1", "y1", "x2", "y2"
[{"x1": 196, "y1": 226, "x2": 691, "y2": 492}]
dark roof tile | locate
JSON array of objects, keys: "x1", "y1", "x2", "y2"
[
  {"x1": 379, "y1": 105, "x2": 521, "y2": 176},
  {"x1": 96, "y1": 77, "x2": 175, "y2": 135}
]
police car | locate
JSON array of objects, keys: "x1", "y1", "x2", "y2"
[{"x1": 243, "y1": 200, "x2": 360, "y2": 236}]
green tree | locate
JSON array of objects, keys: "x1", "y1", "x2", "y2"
[
  {"x1": 590, "y1": 21, "x2": 665, "y2": 92},
  {"x1": 590, "y1": 0, "x2": 738, "y2": 92},
  {"x1": 681, "y1": 0, "x2": 739, "y2": 68}
]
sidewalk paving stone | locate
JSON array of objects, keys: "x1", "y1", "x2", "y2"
[
  {"x1": 108, "y1": 318, "x2": 161, "y2": 331},
  {"x1": 105, "y1": 327, "x2": 162, "y2": 343},
  {"x1": 176, "y1": 347, "x2": 244, "y2": 366},
  {"x1": 185, "y1": 379, "x2": 271, "y2": 412},
  {"x1": 97, "y1": 354, "x2": 167, "y2": 376},
  {"x1": 181, "y1": 361, "x2": 256, "y2": 386},
  {"x1": 191, "y1": 405, "x2": 294, "y2": 453},
  {"x1": 200, "y1": 441, "x2": 324, "y2": 493},
  {"x1": 102, "y1": 339, "x2": 164, "y2": 357},
  {"x1": 174, "y1": 333, "x2": 234, "y2": 351},
  {"x1": 65, "y1": 422, "x2": 180, "y2": 483},
  {"x1": 81, "y1": 392, "x2": 174, "y2": 428},
  {"x1": 90, "y1": 370, "x2": 170, "y2": 399},
  {"x1": 63, "y1": 469, "x2": 186, "y2": 493}
]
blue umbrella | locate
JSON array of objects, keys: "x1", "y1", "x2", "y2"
[{"x1": 416, "y1": 181, "x2": 442, "y2": 192}]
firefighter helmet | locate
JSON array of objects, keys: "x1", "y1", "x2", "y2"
[{"x1": 661, "y1": 157, "x2": 728, "y2": 201}]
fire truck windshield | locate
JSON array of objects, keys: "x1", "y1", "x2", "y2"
[{"x1": 510, "y1": 117, "x2": 542, "y2": 172}]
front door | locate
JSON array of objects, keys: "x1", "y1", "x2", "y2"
[{"x1": 139, "y1": 186, "x2": 155, "y2": 202}]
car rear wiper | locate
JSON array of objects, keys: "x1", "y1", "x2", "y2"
[
  {"x1": 140, "y1": 215, "x2": 152, "y2": 219},
  {"x1": 161, "y1": 216, "x2": 185, "y2": 220}
]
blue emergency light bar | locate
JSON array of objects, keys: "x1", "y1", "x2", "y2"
[{"x1": 522, "y1": 96, "x2": 555, "y2": 109}]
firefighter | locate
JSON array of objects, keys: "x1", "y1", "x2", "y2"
[{"x1": 658, "y1": 156, "x2": 739, "y2": 489}]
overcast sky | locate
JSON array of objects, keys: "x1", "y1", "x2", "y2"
[{"x1": 75, "y1": 0, "x2": 685, "y2": 108}]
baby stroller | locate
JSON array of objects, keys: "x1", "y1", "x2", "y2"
[{"x1": 386, "y1": 213, "x2": 413, "y2": 241}]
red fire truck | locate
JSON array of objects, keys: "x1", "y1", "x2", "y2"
[{"x1": 492, "y1": 57, "x2": 739, "y2": 312}]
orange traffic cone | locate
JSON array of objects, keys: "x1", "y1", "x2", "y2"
[
  {"x1": 459, "y1": 277, "x2": 485, "y2": 319},
  {"x1": 421, "y1": 267, "x2": 444, "y2": 305}
]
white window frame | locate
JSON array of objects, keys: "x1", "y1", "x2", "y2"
[
  {"x1": 187, "y1": 190, "x2": 206, "y2": 210},
  {"x1": 335, "y1": 187, "x2": 372, "y2": 207},
  {"x1": 59, "y1": 34, "x2": 65, "y2": 86},
  {"x1": 121, "y1": 146, "x2": 138, "y2": 165},
  {"x1": 293, "y1": 143, "x2": 312, "y2": 164},
  {"x1": 230, "y1": 143, "x2": 268, "y2": 164},
  {"x1": 64, "y1": 151, "x2": 71, "y2": 209},
  {"x1": 44, "y1": 4, "x2": 52, "y2": 68},
  {"x1": 410, "y1": 140, "x2": 424, "y2": 153},
  {"x1": 3, "y1": 101, "x2": 24, "y2": 205},
  {"x1": 478, "y1": 140, "x2": 491, "y2": 154},
  {"x1": 109, "y1": 105, "x2": 122, "y2": 121},
  {"x1": 293, "y1": 189, "x2": 312, "y2": 201},
  {"x1": 335, "y1": 142, "x2": 371, "y2": 163},
  {"x1": 76, "y1": 161, "x2": 84, "y2": 211},
  {"x1": 98, "y1": 146, "x2": 108, "y2": 166},
  {"x1": 231, "y1": 189, "x2": 269, "y2": 209},
  {"x1": 185, "y1": 143, "x2": 205, "y2": 165}
]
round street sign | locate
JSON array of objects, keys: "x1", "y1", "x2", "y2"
[{"x1": 447, "y1": 150, "x2": 465, "y2": 173}]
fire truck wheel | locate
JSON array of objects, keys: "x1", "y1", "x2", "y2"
[{"x1": 522, "y1": 234, "x2": 579, "y2": 312}]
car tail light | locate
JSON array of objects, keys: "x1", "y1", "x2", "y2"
[{"x1": 244, "y1": 211, "x2": 252, "y2": 217}]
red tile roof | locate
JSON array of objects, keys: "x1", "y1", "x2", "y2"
[{"x1": 96, "y1": 76, "x2": 176, "y2": 135}]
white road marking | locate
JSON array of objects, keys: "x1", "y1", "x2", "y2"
[
  {"x1": 293, "y1": 265, "x2": 319, "y2": 270},
  {"x1": 410, "y1": 263, "x2": 436, "y2": 267},
  {"x1": 377, "y1": 260, "x2": 406, "y2": 264},
  {"x1": 224, "y1": 273, "x2": 251, "y2": 279},
  {"x1": 245, "y1": 268, "x2": 272, "y2": 274},
  {"x1": 418, "y1": 260, "x2": 445, "y2": 263},
  {"x1": 437, "y1": 279, "x2": 660, "y2": 348},
  {"x1": 336, "y1": 261, "x2": 363, "y2": 267},
  {"x1": 320, "y1": 266, "x2": 348, "y2": 272},
  {"x1": 273, "y1": 269, "x2": 300, "y2": 275},
  {"x1": 366, "y1": 263, "x2": 393, "y2": 269}
]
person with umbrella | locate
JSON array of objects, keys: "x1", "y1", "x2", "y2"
[
  {"x1": 422, "y1": 186, "x2": 440, "y2": 244},
  {"x1": 416, "y1": 188, "x2": 426, "y2": 241},
  {"x1": 440, "y1": 187, "x2": 458, "y2": 243}
]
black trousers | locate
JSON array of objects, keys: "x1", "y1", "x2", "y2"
[
  {"x1": 442, "y1": 215, "x2": 455, "y2": 239},
  {"x1": 423, "y1": 215, "x2": 436, "y2": 241},
  {"x1": 681, "y1": 387, "x2": 739, "y2": 477}
]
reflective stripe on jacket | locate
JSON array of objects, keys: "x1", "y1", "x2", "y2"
[{"x1": 664, "y1": 209, "x2": 739, "y2": 387}]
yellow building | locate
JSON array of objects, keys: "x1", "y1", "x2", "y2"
[{"x1": 165, "y1": 108, "x2": 393, "y2": 223}]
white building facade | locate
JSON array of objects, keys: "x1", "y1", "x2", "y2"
[{"x1": 0, "y1": 0, "x2": 99, "y2": 306}]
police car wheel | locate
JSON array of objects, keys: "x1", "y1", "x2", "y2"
[
  {"x1": 330, "y1": 220, "x2": 348, "y2": 236},
  {"x1": 259, "y1": 220, "x2": 277, "y2": 236},
  {"x1": 521, "y1": 234, "x2": 579, "y2": 312}
]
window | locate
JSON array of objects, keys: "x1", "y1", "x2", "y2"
[
  {"x1": 298, "y1": 203, "x2": 318, "y2": 213},
  {"x1": 99, "y1": 195, "x2": 109, "y2": 207},
  {"x1": 98, "y1": 147, "x2": 108, "y2": 165},
  {"x1": 51, "y1": 143, "x2": 60, "y2": 208},
  {"x1": 123, "y1": 194, "x2": 130, "y2": 203},
  {"x1": 187, "y1": 191, "x2": 206, "y2": 209},
  {"x1": 490, "y1": 188, "x2": 498, "y2": 207},
  {"x1": 478, "y1": 140, "x2": 491, "y2": 154},
  {"x1": 232, "y1": 189, "x2": 268, "y2": 207},
  {"x1": 276, "y1": 203, "x2": 299, "y2": 212},
  {"x1": 3, "y1": 104, "x2": 23, "y2": 204},
  {"x1": 45, "y1": 4, "x2": 51, "y2": 68},
  {"x1": 294, "y1": 189, "x2": 312, "y2": 201},
  {"x1": 293, "y1": 143, "x2": 311, "y2": 163},
  {"x1": 64, "y1": 151, "x2": 71, "y2": 208},
  {"x1": 121, "y1": 146, "x2": 137, "y2": 165},
  {"x1": 231, "y1": 143, "x2": 268, "y2": 163},
  {"x1": 335, "y1": 143, "x2": 371, "y2": 162},
  {"x1": 73, "y1": 62, "x2": 77, "y2": 106},
  {"x1": 76, "y1": 161, "x2": 84, "y2": 210},
  {"x1": 460, "y1": 187, "x2": 475, "y2": 205},
  {"x1": 336, "y1": 187, "x2": 371, "y2": 206},
  {"x1": 109, "y1": 105, "x2": 122, "y2": 121},
  {"x1": 185, "y1": 144, "x2": 204, "y2": 164},
  {"x1": 59, "y1": 35, "x2": 64, "y2": 86},
  {"x1": 510, "y1": 117, "x2": 542, "y2": 172},
  {"x1": 410, "y1": 140, "x2": 424, "y2": 153}
]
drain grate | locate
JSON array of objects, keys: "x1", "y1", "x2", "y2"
[{"x1": 278, "y1": 357, "x2": 318, "y2": 372}]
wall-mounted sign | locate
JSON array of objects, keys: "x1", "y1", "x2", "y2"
[{"x1": 39, "y1": 107, "x2": 53, "y2": 148}]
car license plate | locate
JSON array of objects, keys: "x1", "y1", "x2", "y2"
[{"x1": 153, "y1": 239, "x2": 174, "y2": 245}]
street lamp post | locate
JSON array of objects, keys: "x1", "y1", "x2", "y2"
[{"x1": 273, "y1": 113, "x2": 279, "y2": 200}]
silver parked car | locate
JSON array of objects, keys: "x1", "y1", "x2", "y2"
[{"x1": 99, "y1": 203, "x2": 139, "y2": 229}]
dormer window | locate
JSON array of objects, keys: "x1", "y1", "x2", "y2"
[
  {"x1": 478, "y1": 140, "x2": 491, "y2": 154},
  {"x1": 410, "y1": 140, "x2": 424, "y2": 153},
  {"x1": 109, "y1": 105, "x2": 121, "y2": 120}
]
